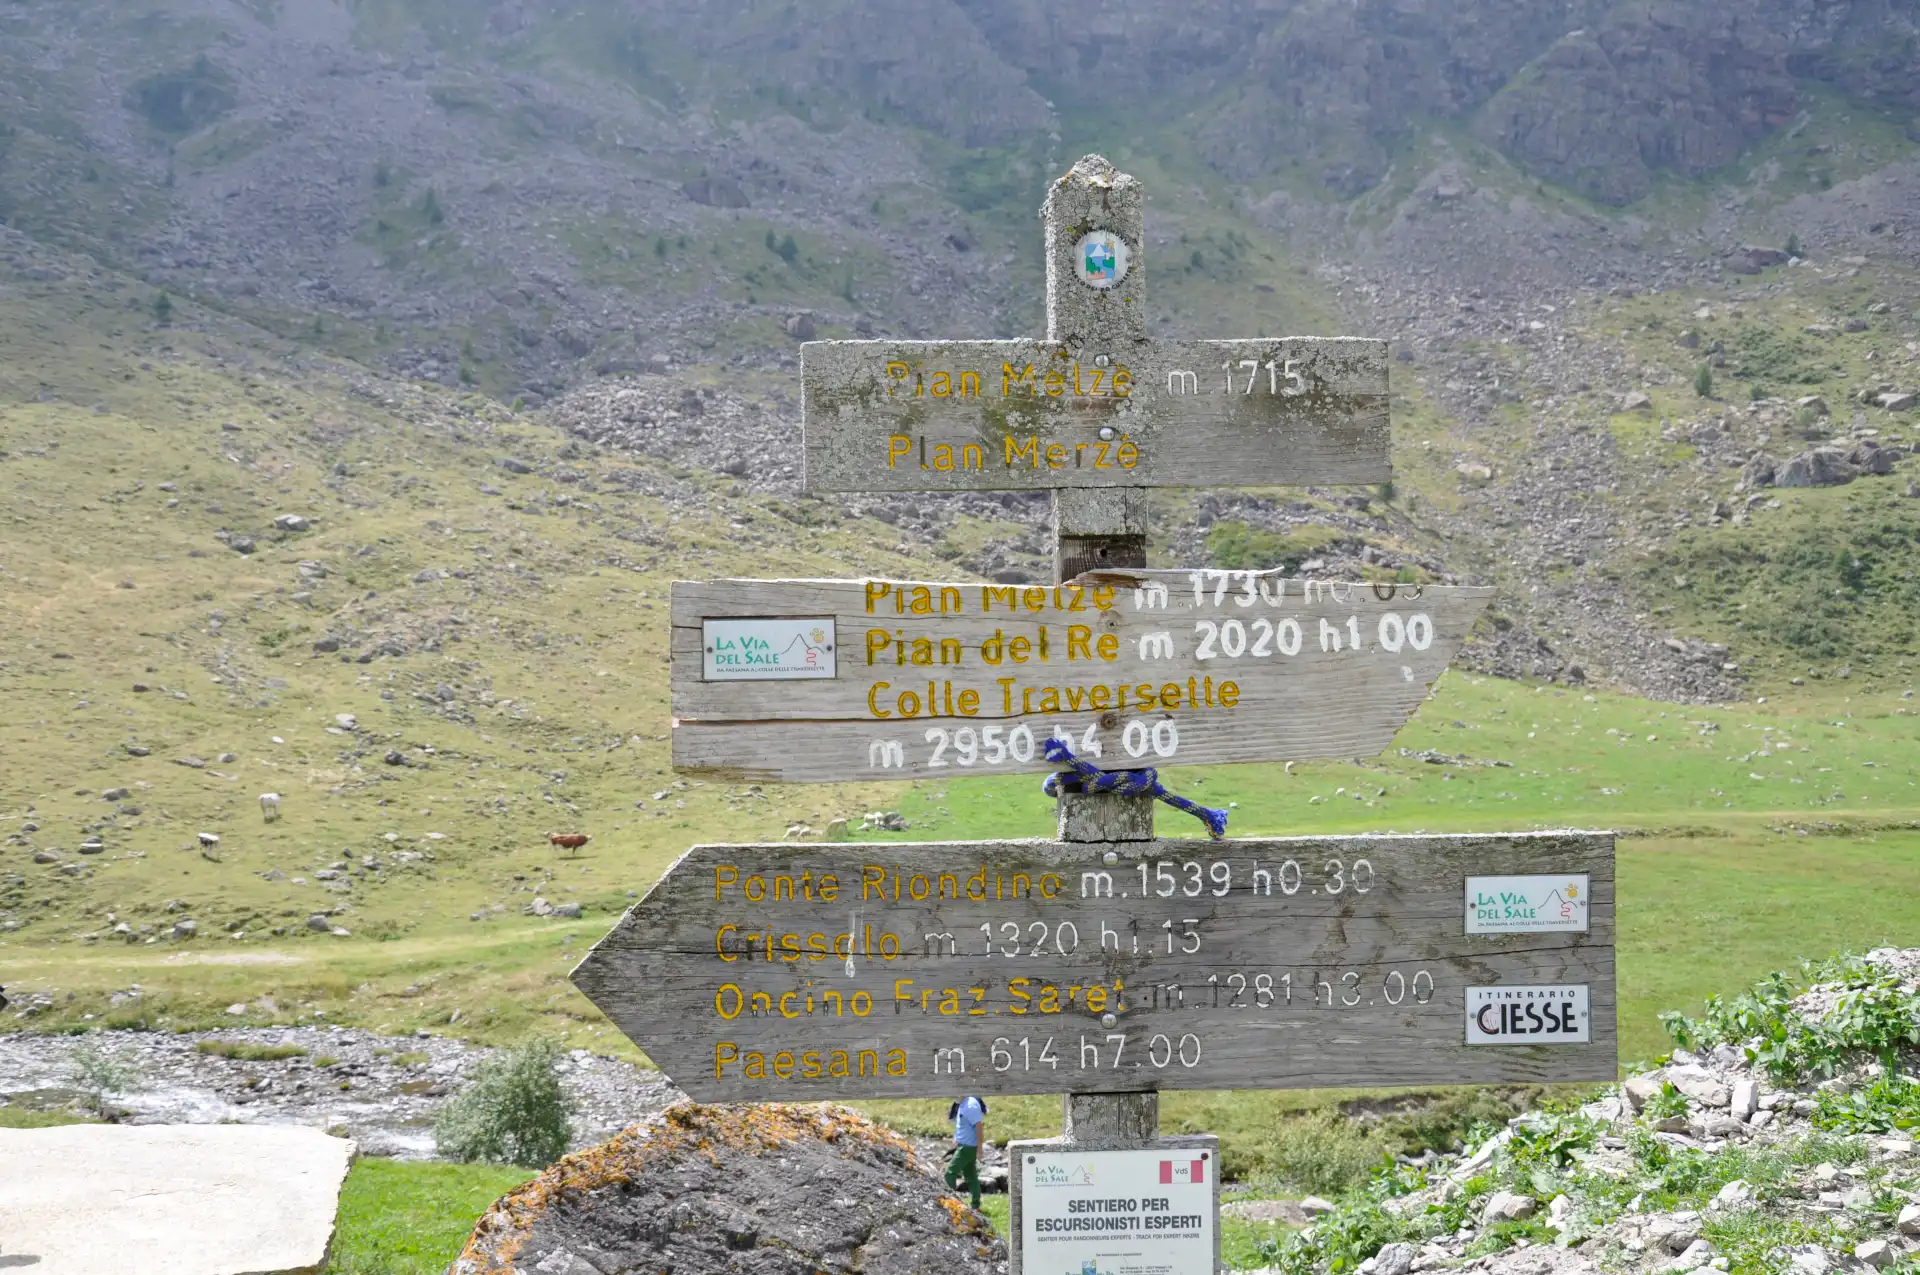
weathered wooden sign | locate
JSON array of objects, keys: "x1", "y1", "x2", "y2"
[
  {"x1": 570, "y1": 832, "x2": 1616, "y2": 1102},
  {"x1": 670, "y1": 571, "x2": 1492, "y2": 782},
  {"x1": 800, "y1": 338, "x2": 1390, "y2": 491}
]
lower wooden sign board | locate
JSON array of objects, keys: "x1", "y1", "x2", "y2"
[
  {"x1": 671, "y1": 572, "x2": 1493, "y2": 783},
  {"x1": 570, "y1": 832, "x2": 1616, "y2": 1103}
]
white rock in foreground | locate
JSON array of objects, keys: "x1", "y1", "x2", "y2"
[
  {"x1": 1856, "y1": 1239, "x2": 1894, "y2": 1269},
  {"x1": 1482, "y1": 1190, "x2": 1536, "y2": 1223},
  {"x1": 1712, "y1": 1178, "x2": 1754, "y2": 1209},
  {"x1": 1665, "y1": 1064, "x2": 1732, "y2": 1108},
  {"x1": 0, "y1": 1124, "x2": 354, "y2": 1274}
]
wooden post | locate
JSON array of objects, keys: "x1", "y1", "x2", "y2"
[
  {"x1": 1045, "y1": 159, "x2": 1158, "y2": 1143},
  {"x1": 1031, "y1": 157, "x2": 1171, "y2": 1265}
]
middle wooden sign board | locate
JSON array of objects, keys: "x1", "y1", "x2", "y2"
[{"x1": 670, "y1": 570, "x2": 1492, "y2": 783}]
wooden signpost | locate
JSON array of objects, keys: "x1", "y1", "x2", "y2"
[
  {"x1": 571, "y1": 832, "x2": 1616, "y2": 1103},
  {"x1": 574, "y1": 156, "x2": 1615, "y2": 1275}
]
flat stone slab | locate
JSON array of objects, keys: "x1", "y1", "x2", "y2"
[{"x1": 0, "y1": 1124, "x2": 354, "y2": 1274}]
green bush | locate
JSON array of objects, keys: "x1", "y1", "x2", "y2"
[
  {"x1": 1251, "y1": 1110, "x2": 1393, "y2": 1196},
  {"x1": 1660, "y1": 956, "x2": 1920, "y2": 1083},
  {"x1": 1693, "y1": 363, "x2": 1714, "y2": 397},
  {"x1": 433, "y1": 1040, "x2": 575, "y2": 1167},
  {"x1": 1256, "y1": 1162, "x2": 1432, "y2": 1273},
  {"x1": 1207, "y1": 520, "x2": 1343, "y2": 571},
  {"x1": 70, "y1": 1036, "x2": 142, "y2": 1114},
  {"x1": 1814, "y1": 1071, "x2": 1920, "y2": 1134}
]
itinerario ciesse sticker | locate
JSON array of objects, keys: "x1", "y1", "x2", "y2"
[{"x1": 1464, "y1": 984, "x2": 1591, "y2": 1046}]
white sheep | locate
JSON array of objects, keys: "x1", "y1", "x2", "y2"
[
  {"x1": 197, "y1": 832, "x2": 221, "y2": 848},
  {"x1": 259, "y1": 793, "x2": 281, "y2": 823}
]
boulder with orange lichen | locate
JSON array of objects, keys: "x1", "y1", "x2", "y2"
[{"x1": 453, "y1": 1101, "x2": 1006, "y2": 1274}]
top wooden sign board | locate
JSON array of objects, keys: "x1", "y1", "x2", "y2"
[
  {"x1": 800, "y1": 155, "x2": 1390, "y2": 493},
  {"x1": 800, "y1": 338, "x2": 1390, "y2": 492}
]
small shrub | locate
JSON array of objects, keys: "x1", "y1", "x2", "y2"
[
  {"x1": 1784, "y1": 231, "x2": 1802, "y2": 258},
  {"x1": 1207, "y1": 520, "x2": 1342, "y2": 571},
  {"x1": 434, "y1": 1039, "x2": 574, "y2": 1167},
  {"x1": 1694, "y1": 363, "x2": 1714, "y2": 397},
  {"x1": 70, "y1": 1037, "x2": 142, "y2": 1114},
  {"x1": 1644, "y1": 1081, "x2": 1690, "y2": 1120},
  {"x1": 1503, "y1": 1112, "x2": 1599, "y2": 1172},
  {"x1": 1256, "y1": 1163, "x2": 1429, "y2": 1274},
  {"x1": 1660, "y1": 956, "x2": 1920, "y2": 1084},
  {"x1": 1814, "y1": 1071, "x2": 1920, "y2": 1134},
  {"x1": 1252, "y1": 1110, "x2": 1393, "y2": 1197},
  {"x1": 776, "y1": 234, "x2": 798, "y2": 264},
  {"x1": 153, "y1": 292, "x2": 173, "y2": 325}
]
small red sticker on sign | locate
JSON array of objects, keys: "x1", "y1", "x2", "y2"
[{"x1": 1159, "y1": 1159, "x2": 1205, "y2": 1184}]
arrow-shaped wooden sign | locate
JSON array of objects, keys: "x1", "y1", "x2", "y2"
[
  {"x1": 670, "y1": 571, "x2": 1491, "y2": 783},
  {"x1": 571, "y1": 832, "x2": 1616, "y2": 1103}
]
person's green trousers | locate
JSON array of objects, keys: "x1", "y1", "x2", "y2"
[{"x1": 945, "y1": 1142, "x2": 981, "y2": 1208}]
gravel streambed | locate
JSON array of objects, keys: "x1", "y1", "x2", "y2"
[{"x1": 0, "y1": 1026, "x2": 682, "y2": 1157}]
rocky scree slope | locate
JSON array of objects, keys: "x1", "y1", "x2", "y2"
[
  {"x1": 1256, "y1": 948, "x2": 1920, "y2": 1275},
  {"x1": 0, "y1": 0, "x2": 1915, "y2": 392}
]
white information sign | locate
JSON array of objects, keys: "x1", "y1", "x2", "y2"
[
  {"x1": 1020, "y1": 1147, "x2": 1214, "y2": 1275},
  {"x1": 1465, "y1": 984, "x2": 1593, "y2": 1046},
  {"x1": 1465, "y1": 874, "x2": 1590, "y2": 934},
  {"x1": 700, "y1": 618, "x2": 836, "y2": 681}
]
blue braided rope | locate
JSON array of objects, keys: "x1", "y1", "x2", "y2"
[{"x1": 1041, "y1": 737, "x2": 1229, "y2": 840}]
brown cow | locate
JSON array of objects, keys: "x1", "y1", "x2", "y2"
[{"x1": 548, "y1": 832, "x2": 589, "y2": 857}]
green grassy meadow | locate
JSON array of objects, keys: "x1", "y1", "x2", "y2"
[
  {"x1": 1, "y1": 250, "x2": 1915, "y2": 1067},
  {"x1": 0, "y1": 201, "x2": 1916, "y2": 1275}
]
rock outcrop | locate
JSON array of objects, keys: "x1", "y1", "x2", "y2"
[{"x1": 454, "y1": 1103, "x2": 1005, "y2": 1275}]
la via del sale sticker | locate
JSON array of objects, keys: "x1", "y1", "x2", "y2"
[
  {"x1": 702, "y1": 618, "x2": 836, "y2": 681},
  {"x1": 1022, "y1": 1148, "x2": 1213, "y2": 1275},
  {"x1": 1464, "y1": 874, "x2": 1588, "y2": 934}
]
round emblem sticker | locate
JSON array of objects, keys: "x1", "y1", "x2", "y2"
[{"x1": 1073, "y1": 230, "x2": 1130, "y2": 290}]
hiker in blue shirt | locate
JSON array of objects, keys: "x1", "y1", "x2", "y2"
[{"x1": 945, "y1": 1095, "x2": 987, "y2": 1208}]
